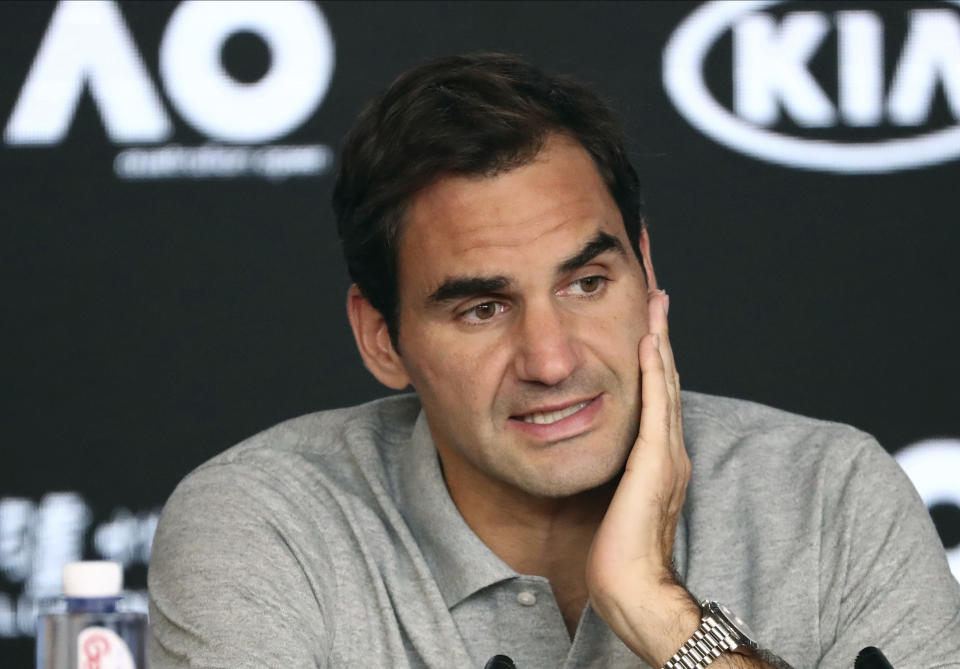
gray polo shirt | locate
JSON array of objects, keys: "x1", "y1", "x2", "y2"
[{"x1": 148, "y1": 392, "x2": 960, "y2": 668}]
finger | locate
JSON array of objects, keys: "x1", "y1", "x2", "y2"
[
  {"x1": 647, "y1": 290, "x2": 684, "y2": 453},
  {"x1": 623, "y1": 332, "x2": 685, "y2": 563},
  {"x1": 647, "y1": 290, "x2": 679, "y2": 407},
  {"x1": 635, "y1": 331, "x2": 669, "y2": 455}
]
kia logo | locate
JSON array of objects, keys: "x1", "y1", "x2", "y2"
[{"x1": 663, "y1": 0, "x2": 960, "y2": 173}]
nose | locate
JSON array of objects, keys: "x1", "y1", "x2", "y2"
[{"x1": 512, "y1": 298, "x2": 579, "y2": 386}]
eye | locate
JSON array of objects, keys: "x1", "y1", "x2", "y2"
[
  {"x1": 565, "y1": 275, "x2": 607, "y2": 296},
  {"x1": 576, "y1": 276, "x2": 604, "y2": 293},
  {"x1": 461, "y1": 301, "x2": 507, "y2": 323}
]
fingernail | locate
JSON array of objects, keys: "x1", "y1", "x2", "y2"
[
  {"x1": 663, "y1": 292, "x2": 670, "y2": 316},
  {"x1": 652, "y1": 333, "x2": 661, "y2": 351}
]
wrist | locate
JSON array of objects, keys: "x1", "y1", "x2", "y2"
[
  {"x1": 591, "y1": 580, "x2": 701, "y2": 668},
  {"x1": 663, "y1": 601, "x2": 763, "y2": 669}
]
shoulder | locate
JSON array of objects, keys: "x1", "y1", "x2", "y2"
[
  {"x1": 681, "y1": 390, "x2": 880, "y2": 475},
  {"x1": 681, "y1": 390, "x2": 871, "y2": 446},
  {"x1": 148, "y1": 394, "x2": 422, "y2": 614},
  {"x1": 147, "y1": 398, "x2": 421, "y2": 667},
  {"x1": 153, "y1": 394, "x2": 422, "y2": 545},
  {"x1": 677, "y1": 403, "x2": 959, "y2": 666},
  {"x1": 178, "y1": 393, "x2": 421, "y2": 491},
  {"x1": 678, "y1": 390, "x2": 913, "y2": 517},
  {"x1": 205, "y1": 392, "x2": 421, "y2": 468}
]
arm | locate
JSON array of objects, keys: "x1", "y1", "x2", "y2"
[{"x1": 585, "y1": 289, "x2": 790, "y2": 669}]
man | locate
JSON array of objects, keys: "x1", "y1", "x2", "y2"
[{"x1": 148, "y1": 54, "x2": 960, "y2": 668}]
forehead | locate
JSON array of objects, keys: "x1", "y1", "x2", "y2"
[{"x1": 398, "y1": 136, "x2": 626, "y2": 292}]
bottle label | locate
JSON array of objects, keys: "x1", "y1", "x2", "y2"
[{"x1": 77, "y1": 627, "x2": 136, "y2": 669}]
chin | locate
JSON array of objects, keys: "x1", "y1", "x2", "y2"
[{"x1": 516, "y1": 451, "x2": 627, "y2": 499}]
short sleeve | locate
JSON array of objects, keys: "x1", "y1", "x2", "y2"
[
  {"x1": 148, "y1": 462, "x2": 334, "y2": 669},
  {"x1": 817, "y1": 437, "x2": 960, "y2": 669}
]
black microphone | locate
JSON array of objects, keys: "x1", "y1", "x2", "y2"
[
  {"x1": 854, "y1": 646, "x2": 894, "y2": 669},
  {"x1": 484, "y1": 655, "x2": 517, "y2": 669}
]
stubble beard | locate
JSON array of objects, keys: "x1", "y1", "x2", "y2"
[
  {"x1": 493, "y1": 369, "x2": 642, "y2": 499},
  {"x1": 502, "y1": 403, "x2": 641, "y2": 500}
]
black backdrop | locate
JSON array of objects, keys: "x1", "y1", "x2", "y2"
[{"x1": 2, "y1": 1, "x2": 959, "y2": 665}]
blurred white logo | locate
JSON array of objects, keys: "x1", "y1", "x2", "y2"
[
  {"x1": 161, "y1": 0, "x2": 334, "y2": 143},
  {"x1": 895, "y1": 438, "x2": 960, "y2": 580},
  {"x1": 663, "y1": 1, "x2": 960, "y2": 173},
  {"x1": 4, "y1": 0, "x2": 335, "y2": 179},
  {"x1": 0, "y1": 494, "x2": 157, "y2": 638}
]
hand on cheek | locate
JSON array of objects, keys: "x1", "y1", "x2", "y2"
[{"x1": 586, "y1": 289, "x2": 698, "y2": 668}]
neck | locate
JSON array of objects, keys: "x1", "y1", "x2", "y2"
[
  {"x1": 438, "y1": 450, "x2": 620, "y2": 637},
  {"x1": 455, "y1": 482, "x2": 615, "y2": 573}
]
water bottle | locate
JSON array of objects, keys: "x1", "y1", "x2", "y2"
[{"x1": 36, "y1": 561, "x2": 148, "y2": 669}]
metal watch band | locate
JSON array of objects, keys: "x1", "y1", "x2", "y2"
[{"x1": 662, "y1": 615, "x2": 739, "y2": 669}]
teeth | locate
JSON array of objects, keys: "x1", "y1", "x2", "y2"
[{"x1": 521, "y1": 400, "x2": 589, "y2": 425}]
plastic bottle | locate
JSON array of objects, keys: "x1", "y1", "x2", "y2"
[{"x1": 36, "y1": 561, "x2": 148, "y2": 669}]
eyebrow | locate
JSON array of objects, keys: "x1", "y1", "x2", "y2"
[
  {"x1": 557, "y1": 231, "x2": 626, "y2": 274},
  {"x1": 426, "y1": 275, "x2": 512, "y2": 305},
  {"x1": 425, "y1": 231, "x2": 626, "y2": 306}
]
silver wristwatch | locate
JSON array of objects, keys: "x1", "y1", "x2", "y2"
[{"x1": 661, "y1": 600, "x2": 759, "y2": 669}]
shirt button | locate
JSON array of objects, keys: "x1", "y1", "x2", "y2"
[{"x1": 516, "y1": 591, "x2": 537, "y2": 606}]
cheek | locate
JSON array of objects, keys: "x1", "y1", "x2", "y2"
[
  {"x1": 592, "y1": 286, "x2": 649, "y2": 340},
  {"x1": 582, "y1": 288, "x2": 649, "y2": 379},
  {"x1": 621, "y1": 279, "x2": 651, "y2": 338},
  {"x1": 402, "y1": 328, "x2": 508, "y2": 410}
]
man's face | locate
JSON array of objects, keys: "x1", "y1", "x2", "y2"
[{"x1": 395, "y1": 134, "x2": 653, "y2": 501}]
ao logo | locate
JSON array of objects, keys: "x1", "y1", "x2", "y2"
[
  {"x1": 4, "y1": 0, "x2": 334, "y2": 145},
  {"x1": 663, "y1": 1, "x2": 960, "y2": 173},
  {"x1": 895, "y1": 439, "x2": 960, "y2": 580}
]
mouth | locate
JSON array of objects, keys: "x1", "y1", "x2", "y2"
[
  {"x1": 514, "y1": 399, "x2": 592, "y2": 425},
  {"x1": 508, "y1": 395, "x2": 603, "y2": 441}
]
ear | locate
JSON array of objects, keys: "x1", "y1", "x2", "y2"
[
  {"x1": 346, "y1": 285, "x2": 410, "y2": 390},
  {"x1": 639, "y1": 227, "x2": 659, "y2": 291}
]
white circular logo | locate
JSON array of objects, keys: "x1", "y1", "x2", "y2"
[
  {"x1": 663, "y1": 1, "x2": 960, "y2": 173},
  {"x1": 160, "y1": 0, "x2": 335, "y2": 143},
  {"x1": 895, "y1": 438, "x2": 960, "y2": 580}
]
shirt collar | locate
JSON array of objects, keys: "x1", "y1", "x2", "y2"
[{"x1": 395, "y1": 410, "x2": 517, "y2": 609}]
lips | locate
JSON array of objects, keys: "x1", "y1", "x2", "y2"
[
  {"x1": 508, "y1": 395, "x2": 602, "y2": 441},
  {"x1": 516, "y1": 400, "x2": 591, "y2": 425}
]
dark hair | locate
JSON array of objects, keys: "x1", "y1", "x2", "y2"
[{"x1": 333, "y1": 52, "x2": 644, "y2": 345}]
